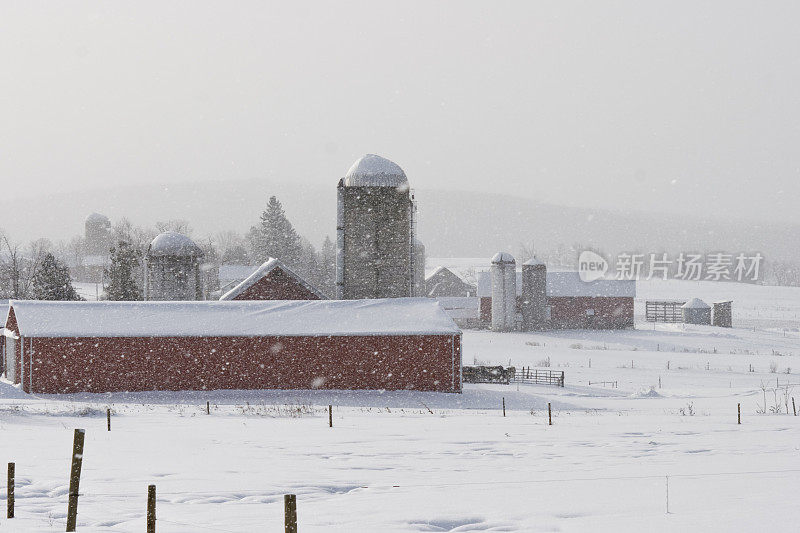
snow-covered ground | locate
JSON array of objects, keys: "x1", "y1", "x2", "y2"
[{"x1": 1, "y1": 279, "x2": 799, "y2": 531}]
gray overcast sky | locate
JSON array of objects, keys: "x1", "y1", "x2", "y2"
[{"x1": 2, "y1": 1, "x2": 799, "y2": 223}]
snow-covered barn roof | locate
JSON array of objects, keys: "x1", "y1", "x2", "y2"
[
  {"x1": 425, "y1": 266, "x2": 470, "y2": 283},
  {"x1": 343, "y1": 154, "x2": 408, "y2": 188},
  {"x1": 219, "y1": 258, "x2": 327, "y2": 301},
  {"x1": 6, "y1": 299, "x2": 460, "y2": 338},
  {"x1": 477, "y1": 271, "x2": 636, "y2": 298}
]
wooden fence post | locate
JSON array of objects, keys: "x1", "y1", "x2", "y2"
[
  {"x1": 284, "y1": 494, "x2": 297, "y2": 533},
  {"x1": 548, "y1": 403, "x2": 552, "y2": 426},
  {"x1": 206, "y1": 401, "x2": 210, "y2": 415},
  {"x1": 7, "y1": 462, "x2": 14, "y2": 519},
  {"x1": 66, "y1": 428, "x2": 85, "y2": 532},
  {"x1": 329, "y1": 405, "x2": 333, "y2": 428},
  {"x1": 793, "y1": 397, "x2": 796, "y2": 416},
  {"x1": 107, "y1": 409, "x2": 111, "y2": 432},
  {"x1": 737, "y1": 403, "x2": 741, "y2": 425},
  {"x1": 147, "y1": 485, "x2": 156, "y2": 533}
]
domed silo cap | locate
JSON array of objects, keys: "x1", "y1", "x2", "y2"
[
  {"x1": 343, "y1": 154, "x2": 408, "y2": 188},
  {"x1": 148, "y1": 232, "x2": 203, "y2": 257},
  {"x1": 523, "y1": 256, "x2": 545, "y2": 266},
  {"x1": 491, "y1": 252, "x2": 516, "y2": 264}
]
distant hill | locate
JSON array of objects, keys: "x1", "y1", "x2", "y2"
[{"x1": 1, "y1": 180, "x2": 797, "y2": 262}]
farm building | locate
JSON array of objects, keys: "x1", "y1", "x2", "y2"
[
  {"x1": 425, "y1": 266, "x2": 476, "y2": 298},
  {"x1": 682, "y1": 298, "x2": 712, "y2": 325},
  {"x1": 336, "y1": 154, "x2": 420, "y2": 299},
  {"x1": 2, "y1": 299, "x2": 462, "y2": 394},
  {"x1": 144, "y1": 232, "x2": 204, "y2": 301},
  {"x1": 219, "y1": 258, "x2": 326, "y2": 301},
  {"x1": 477, "y1": 271, "x2": 635, "y2": 329}
]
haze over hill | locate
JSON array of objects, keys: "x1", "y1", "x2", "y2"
[{"x1": 2, "y1": 180, "x2": 797, "y2": 263}]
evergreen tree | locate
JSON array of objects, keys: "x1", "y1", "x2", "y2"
[
  {"x1": 319, "y1": 235, "x2": 336, "y2": 297},
  {"x1": 251, "y1": 196, "x2": 303, "y2": 267},
  {"x1": 104, "y1": 241, "x2": 142, "y2": 300},
  {"x1": 31, "y1": 253, "x2": 82, "y2": 301}
]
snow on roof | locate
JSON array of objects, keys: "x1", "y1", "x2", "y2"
[
  {"x1": 343, "y1": 154, "x2": 408, "y2": 188},
  {"x1": 682, "y1": 298, "x2": 711, "y2": 309},
  {"x1": 490, "y1": 252, "x2": 515, "y2": 264},
  {"x1": 7, "y1": 299, "x2": 460, "y2": 338},
  {"x1": 547, "y1": 272, "x2": 636, "y2": 298},
  {"x1": 219, "y1": 258, "x2": 327, "y2": 301},
  {"x1": 523, "y1": 256, "x2": 545, "y2": 266},
  {"x1": 477, "y1": 271, "x2": 636, "y2": 298},
  {"x1": 425, "y1": 266, "x2": 453, "y2": 281},
  {"x1": 148, "y1": 232, "x2": 203, "y2": 257}
]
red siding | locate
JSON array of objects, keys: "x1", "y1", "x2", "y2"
[
  {"x1": 548, "y1": 297, "x2": 633, "y2": 329},
  {"x1": 232, "y1": 268, "x2": 322, "y2": 300},
  {"x1": 26, "y1": 334, "x2": 461, "y2": 394}
]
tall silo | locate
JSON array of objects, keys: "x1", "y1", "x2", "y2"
[
  {"x1": 521, "y1": 256, "x2": 547, "y2": 331},
  {"x1": 85, "y1": 212, "x2": 112, "y2": 255},
  {"x1": 336, "y1": 154, "x2": 415, "y2": 300},
  {"x1": 491, "y1": 252, "x2": 517, "y2": 331},
  {"x1": 413, "y1": 238, "x2": 426, "y2": 297},
  {"x1": 144, "y1": 232, "x2": 204, "y2": 300}
]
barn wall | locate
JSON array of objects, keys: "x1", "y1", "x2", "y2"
[
  {"x1": 27, "y1": 334, "x2": 461, "y2": 394},
  {"x1": 3, "y1": 308, "x2": 21, "y2": 385},
  {"x1": 232, "y1": 268, "x2": 322, "y2": 300},
  {"x1": 548, "y1": 297, "x2": 633, "y2": 329}
]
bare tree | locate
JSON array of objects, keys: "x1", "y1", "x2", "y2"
[{"x1": 0, "y1": 231, "x2": 49, "y2": 299}]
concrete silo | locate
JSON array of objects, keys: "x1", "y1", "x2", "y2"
[
  {"x1": 682, "y1": 298, "x2": 711, "y2": 325},
  {"x1": 145, "y1": 232, "x2": 204, "y2": 300},
  {"x1": 85, "y1": 212, "x2": 112, "y2": 255},
  {"x1": 491, "y1": 252, "x2": 517, "y2": 331},
  {"x1": 413, "y1": 238, "x2": 426, "y2": 297},
  {"x1": 336, "y1": 154, "x2": 416, "y2": 300},
  {"x1": 521, "y1": 256, "x2": 547, "y2": 331}
]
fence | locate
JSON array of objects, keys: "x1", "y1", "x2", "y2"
[
  {"x1": 509, "y1": 367, "x2": 565, "y2": 387},
  {"x1": 645, "y1": 300, "x2": 685, "y2": 323}
]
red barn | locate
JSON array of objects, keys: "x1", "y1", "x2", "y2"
[
  {"x1": 219, "y1": 258, "x2": 327, "y2": 301},
  {"x1": 477, "y1": 271, "x2": 635, "y2": 329},
  {"x1": 3, "y1": 299, "x2": 461, "y2": 394}
]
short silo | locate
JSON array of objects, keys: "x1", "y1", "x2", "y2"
[
  {"x1": 682, "y1": 298, "x2": 711, "y2": 325},
  {"x1": 521, "y1": 256, "x2": 547, "y2": 331},
  {"x1": 145, "y1": 232, "x2": 204, "y2": 301},
  {"x1": 491, "y1": 252, "x2": 517, "y2": 331}
]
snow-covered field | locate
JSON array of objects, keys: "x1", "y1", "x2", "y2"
[{"x1": 2, "y1": 279, "x2": 799, "y2": 532}]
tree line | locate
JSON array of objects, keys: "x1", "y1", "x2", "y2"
[{"x1": 0, "y1": 195, "x2": 336, "y2": 301}]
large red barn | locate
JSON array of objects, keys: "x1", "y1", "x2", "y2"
[{"x1": 2, "y1": 299, "x2": 462, "y2": 394}]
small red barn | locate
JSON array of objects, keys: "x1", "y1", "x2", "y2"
[
  {"x1": 3, "y1": 299, "x2": 461, "y2": 394},
  {"x1": 477, "y1": 271, "x2": 635, "y2": 329},
  {"x1": 219, "y1": 258, "x2": 326, "y2": 301}
]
